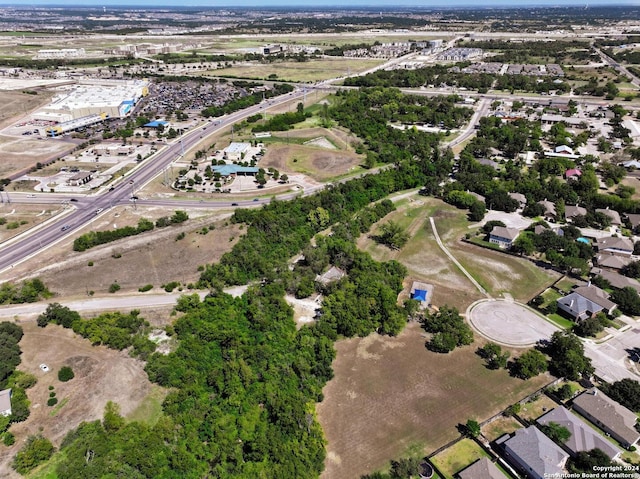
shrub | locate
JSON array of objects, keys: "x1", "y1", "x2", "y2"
[
  {"x1": 3, "y1": 432, "x2": 15, "y2": 446},
  {"x1": 49, "y1": 391, "x2": 56, "y2": 398},
  {"x1": 58, "y1": 366, "x2": 74, "y2": 382},
  {"x1": 163, "y1": 281, "x2": 179, "y2": 292},
  {"x1": 138, "y1": 284, "x2": 153, "y2": 293},
  {"x1": 47, "y1": 397, "x2": 58, "y2": 407},
  {"x1": 87, "y1": 261, "x2": 94, "y2": 267},
  {"x1": 108, "y1": 283, "x2": 121, "y2": 293}
]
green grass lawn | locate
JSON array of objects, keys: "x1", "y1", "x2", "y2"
[
  {"x1": 126, "y1": 384, "x2": 167, "y2": 426},
  {"x1": 431, "y1": 438, "x2": 490, "y2": 479}
]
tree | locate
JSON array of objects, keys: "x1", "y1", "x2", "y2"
[
  {"x1": 58, "y1": 366, "x2": 74, "y2": 382},
  {"x1": 465, "y1": 419, "x2": 481, "y2": 437},
  {"x1": 540, "y1": 421, "x2": 571, "y2": 444},
  {"x1": 611, "y1": 287, "x2": 640, "y2": 315},
  {"x1": 511, "y1": 349, "x2": 547, "y2": 379},
  {"x1": 469, "y1": 201, "x2": 486, "y2": 221},
  {"x1": 568, "y1": 449, "x2": 612, "y2": 473},
  {"x1": 11, "y1": 435, "x2": 54, "y2": 474},
  {"x1": 601, "y1": 379, "x2": 640, "y2": 412},
  {"x1": 36, "y1": 302, "x2": 80, "y2": 328},
  {"x1": 546, "y1": 331, "x2": 593, "y2": 381},
  {"x1": 422, "y1": 306, "x2": 474, "y2": 353},
  {"x1": 280, "y1": 174, "x2": 289, "y2": 183},
  {"x1": 103, "y1": 401, "x2": 125, "y2": 432},
  {"x1": 477, "y1": 342, "x2": 510, "y2": 369},
  {"x1": 573, "y1": 315, "x2": 606, "y2": 338},
  {"x1": 375, "y1": 221, "x2": 409, "y2": 250}
]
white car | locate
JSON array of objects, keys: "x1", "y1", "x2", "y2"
[{"x1": 39, "y1": 364, "x2": 50, "y2": 372}]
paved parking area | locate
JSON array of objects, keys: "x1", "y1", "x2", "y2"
[{"x1": 468, "y1": 299, "x2": 558, "y2": 347}]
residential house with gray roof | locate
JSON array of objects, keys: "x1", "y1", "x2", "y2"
[
  {"x1": 596, "y1": 208, "x2": 622, "y2": 226},
  {"x1": 457, "y1": 457, "x2": 507, "y2": 479},
  {"x1": 537, "y1": 406, "x2": 622, "y2": 460},
  {"x1": 596, "y1": 236, "x2": 634, "y2": 257},
  {"x1": 489, "y1": 226, "x2": 520, "y2": 249},
  {"x1": 572, "y1": 390, "x2": 640, "y2": 449},
  {"x1": 499, "y1": 426, "x2": 569, "y2": 479},
  {"x1": 556, "y1": 284, "x2": 616, "y2": 321},
  {"x1": 565, "y1": 205, "x2": 587, "y2": 221}
]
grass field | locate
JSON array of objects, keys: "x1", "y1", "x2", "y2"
[
  {"x1": 359, "y1": 195, "x2": 559, "y2": 308},
  {"x1": 210, "y1": 58, "x2": 383, "y2": 82},
  {"x1": 431, "y1": 438, "x2": 490, "y2": 479},
  {"x1": 481, "y1": 416, "x2": 522, "y2": 442},
  {"x1": 517, "y1": 394, "x2": 557, "y2": 422},
  {"x1": 317, "y1": 322, "x2": 552, "y2": 479},
  {"x1": 126, "y1": 385, "x2": 167, "y2": 426}
]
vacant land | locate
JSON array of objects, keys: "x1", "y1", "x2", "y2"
[
  {"x1": 0, "y1": 322, "x2": 156, "y2": 478},
  {"x1": 317, "y1": 322, "x2": 552, "y2": 479},
  {"x1": 0, "y1": 90, "x2": 53, "y2": 128},
  {"x1": 0, "y1": 135, "x2": 75, "y2": 179},
  {"x1": 211, "y1": 58, "x2": 383, "y2": 82},
  {"x1": 256, "y1": 128, "x2": 363, "y2": 181},
  {"x1": 431, "y1": 438, "x2": 489, "y2": 479},
  {"x1": 6, "y1": 206, "x2": 240, "y2": 298},
  {"x1": 0, "y1": 203, "x2": 66, "y2": 243}
]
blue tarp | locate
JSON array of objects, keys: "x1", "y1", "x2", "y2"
[{"x1": 413, "y1": 289, "x2": 427, "y2": 302}]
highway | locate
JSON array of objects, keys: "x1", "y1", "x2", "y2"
[{"x1": 0, "y1": 88, "x2": 310, "y2": 274}]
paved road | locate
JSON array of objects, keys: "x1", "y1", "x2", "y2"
[{"x1": 0, "y1": 88, "x2": 310, "y2": 275}]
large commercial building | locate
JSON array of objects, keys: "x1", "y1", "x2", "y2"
[{"x1": 33, "y1": 79, "x2": 149, "y2": 124}]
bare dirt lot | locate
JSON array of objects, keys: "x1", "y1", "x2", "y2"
[
  {"x1": 0, "y1": 135, "x2": 75, "y2": 179},
  {"x1": 5, "y1": 206, "x2": 241, "y2": 298},
  {"x1": 316, "y1": 322, "x2": 552, "y2": 479},
  {"x1": 0, "y1": 322, "x2": 156, "y2": 478},
  {"x1": 0, "y1": 90, "x2": 53, "y2": 129},
  {"x1": 260, "y1": 127, "x2": 363, "y2": 182}
]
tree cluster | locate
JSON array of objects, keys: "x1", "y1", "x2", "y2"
[
  {"x1": 601, "y1": 379, "x2": 640, "y2": 412},
  {"x1": 202, "y1": 83, "x2": 294, "y2": 118},
  {"x1": 421, "y1": 306, "x2": 474, "y2": 353},
  {"x1": 0, "y1": 278, "x2": 51, "y2": 305}
]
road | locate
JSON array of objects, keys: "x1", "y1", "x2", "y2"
[{"x1": 0, "y1": 88, "x2": 310, "y2": 275}]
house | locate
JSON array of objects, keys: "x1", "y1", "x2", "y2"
[
  {"x1": 315, "y1": 265, "x2": 346, "y2": 286},
  {"x1": 592, "y1": 269, "x2": 640, "y2": 294},
  {"x1": 625, "y1": 213, "x2": 640, "y2": 233},
  {"x1": 565, "y1": 205, "x2": 587, "y2": 221},
  {"x1": 538, "y1": 200, "x2": 557, "y2": 221},
  {"x1": 0, "y1": 389, "x2": 11, "y2": 417},
  {"x1": 533, "y1": 224, "x2": 564, "y2": 237},
  {"x1": 594, "y1": 254, "x2": 632, "y2": 271},
  {"x1": 537, "y1": 406, "x2": 622, "y2": 460},
  {"x1": 489, "y1": 226, "x2": 520, "y2": 249},
  {"x1": 556, "y1": 284, "x2": 616, "y2": 321},
  {"x1": 410, "y1": 281, "x2": 433, "y2": 307},
  {"x1": 498, "y1": 426, "x2": 569, "y2": 479},
  {"x1": 572, "y1": 390, "x2": 640, "y2": 449},
  {"x1": 596, "y1": 236, "x2": 634, "y2": 257},
  {"x1": 509, "y1": 192, "x2": 527, "y2": 208},
  {"x1": 555, "y1": 145, "x2": 574, "y2": 155},
  {"x1": 622, "y1": 160, "x2": 640, "y2": 170},
  {"x1": 595, "y1": 208, "x2": 622, "y2": 226},
  {"x1": 478, "y1": 158, "x2": 500, "y2": 170},
  {"x1": 565, "y1": 168, "x2": 582, "y2": 180},
  {"x1": 457, "y1": 457, "x2": 507, "y2": 479}
]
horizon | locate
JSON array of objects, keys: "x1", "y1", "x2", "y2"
[{"x1": 1, "y1": 1, "x2": 639, "y2": 8}]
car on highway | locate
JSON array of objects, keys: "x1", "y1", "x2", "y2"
[
  {"x1": 231, "y1": 203, "x2": 239, "y2": 206},
  {"x1": 70, "y1": 198, "x2": 78, "y2": 202},
  {"x1": 28, "y1": 194, "x2": 36, "y2": 198},
  {"x1": 253, "y1": 198, "x2": 259, "y2": 202},
  {"x1": 130, "y1": 196, "x2": 138, "y2": 201},
  {"x1": 61, "y1": 225, "x2": 71, "y2": 231},
  {"x1": 108, "y1": 186, "x2": 115, "y2": 191},
  {"x1": 95, "y1": 208, "x2": 103, "y2": 215}
]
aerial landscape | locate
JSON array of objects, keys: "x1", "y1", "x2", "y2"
[{"x1": 1, "y1": 1, "x2": 640, "y2": 478}]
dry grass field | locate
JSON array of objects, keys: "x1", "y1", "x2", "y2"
[
  {"x1": 0, "y1": 322, "x2": 156, "y2": 478},
  {"x1": 481, "y1": 416, "x2": 523, "y2": 442},
  {"x1": 359, "y1": 195, "x2": 559, "y2": 307},
  {"x1": 0, "y1": 203, "x2": 67, "y2": 243},
  {"x1": 317, "y1": 322, "x2": 552, "y2": 479},
  {"x1": 0, "y1": 135, "x2": 75, "y2": 179},
  {"x1": 5, "y1": 206, "x2": 241, "y2": 298},
  {"x1": 210, "y1": 58, "x2": 383, "y2": 82},
  {"x1": 430, "y1": 438, "x2": 490, "y2": 479}
]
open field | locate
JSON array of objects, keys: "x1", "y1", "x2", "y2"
[
  {"x1": 0, "y1": 90, "x2": 53, "y2": 128},
  {"x1": 0, "y1": 322, "x2": 156, "y2": 478},
  {"x1": 261, "y1": 141, "x2": 363, "y2": 181},
  {"x1": 210, "y1": 58, "x2": 383, "y2": 82},
  {"x1": 0, "y1": 203, "x2": 67, "y2": 243},
  {"x1": 5, "y1": 206, "x2": 240, "y2": 298},
  {"x1": 358, "y1": 196, "x2": 483, "y2": 309},
  {"x1": 317, "y1": 322, "x2": 552, "y2": 479},
  {"x1": 517, "y1": 394, "x2": 557, "y2": 422},
  {"x1": 0, "y1": 135, "x2": 75, "y2": 179},
  {"x1": 430, "y1": 438, "x2": 490, "y2": 479}
]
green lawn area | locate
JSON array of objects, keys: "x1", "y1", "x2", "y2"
[
  {"x1": 27, "y1": 450, "x2": 67, "y2": 479},
  {"x1": 555, "y1": 277, "x2": 577, "y2": 293},
  {"x1": 431, "y1": 438, "x2": 490, "y2": 479},
  {"x1": 126, "y1": 384, "x2": 167, "y2": 426},
  {"x1": 546, "y1": 313, "x2": 575, "y2": 330}
]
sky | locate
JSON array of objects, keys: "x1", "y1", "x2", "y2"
[{"x1": 5, "y1": 0, "x2": 640, "y2": 6}]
